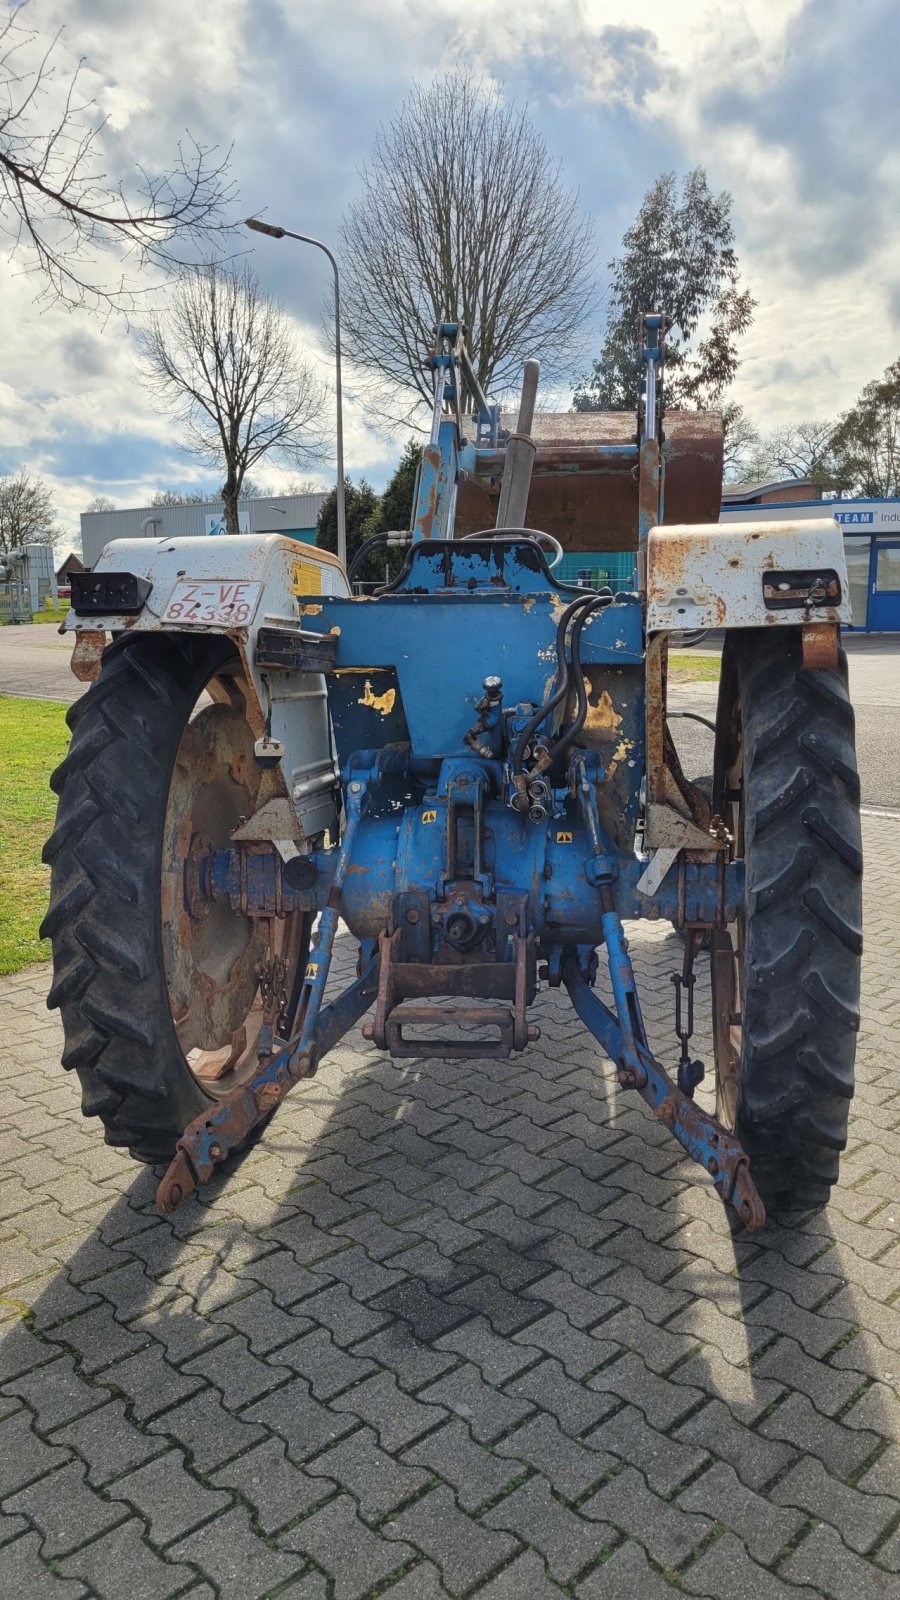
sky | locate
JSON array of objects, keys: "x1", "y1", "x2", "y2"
[{"x1": 1, "y1": 0, "x2": 898, "y2": 543}]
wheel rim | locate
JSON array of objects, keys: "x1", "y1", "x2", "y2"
[{"x1": 160, "y1": 669, "x2": 306, "y2": 1096}]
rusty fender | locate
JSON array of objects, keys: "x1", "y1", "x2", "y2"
[{"x1": 646, "y1": 517, "x2": 853, "y2": 634}]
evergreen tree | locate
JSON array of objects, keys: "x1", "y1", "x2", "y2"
[
  {"x1": 575, "y1": 168, "x2": 755, "y2": 414},
  {"x1": 361, "y1": 441, "x2": 424, "y2": 540},
  {"x1": 316, "y1": 477, "x2": 379, "y2": 567}
]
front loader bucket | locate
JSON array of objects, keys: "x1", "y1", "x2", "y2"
[{"x1": 456, "y1": 409, "x2": 724, "y2": 553}]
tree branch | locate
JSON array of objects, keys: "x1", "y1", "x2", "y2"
[{"x1": 0, "y1": 3, "x2": 236, "y2": 312}]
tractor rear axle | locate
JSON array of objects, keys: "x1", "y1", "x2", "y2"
[{"x1": 156, "y1": 747, "x2": 765, "y2": 1231}]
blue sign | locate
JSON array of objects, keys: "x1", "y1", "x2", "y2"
[{"x1": 834, "y1": 511, "x2": 874, "y2": 525}]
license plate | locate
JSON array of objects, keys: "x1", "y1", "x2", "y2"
[{"x1": 161, "y1": 580, "x2": 262, "y2": 627}]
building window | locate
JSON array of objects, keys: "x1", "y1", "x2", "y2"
[
  {"x1": 875, "y1": 542, "x2": 900, "y2": 593},
  {"x1": 843, "y1": 535, "x2": 871, "y2": 627}
]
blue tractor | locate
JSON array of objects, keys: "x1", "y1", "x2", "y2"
[{"x1": 45, "y1": 316, "x2": 861, "y2": 1230}]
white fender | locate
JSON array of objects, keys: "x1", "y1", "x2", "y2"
[
  {"x1": 646, "y1": 517, "x2": 852, "y2": 631},
  {"x1": 67, "y1": 533, "x2": 349, "y2": 846}
]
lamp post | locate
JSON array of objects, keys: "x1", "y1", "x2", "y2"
[{"x1": 245, "y1": 217, "x2": 347, "y2": 569}]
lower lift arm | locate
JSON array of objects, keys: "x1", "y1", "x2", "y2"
[{"x1": 157, "y1": 752, "x2": 765, "y2": 1230}]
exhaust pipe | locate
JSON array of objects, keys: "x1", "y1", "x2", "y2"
[{"x1": 496, "y1": 359, "x2": 540, "y2": 529}]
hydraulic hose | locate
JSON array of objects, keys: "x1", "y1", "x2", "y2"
[
  {"x1": 542, "y1": 593, "x2": 610, "y2": 765},
  {"x1": 511, "y1": 591, "x2": 607, "y2": 777},
  {"x1": 347, "y1": 533, "x2": 394, "y2": 586}
]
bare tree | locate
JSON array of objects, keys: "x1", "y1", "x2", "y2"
[
  {"x1": 721, "y1": 404, "x2": 761, "y2": 483},
  {"x1": 139, "y1": 262, "x2": 327, "y2": 535},
  {"x1": 0, "y1": 3, "x2": 234, "y2": 311},
  {"x1": 150, "y1": 477, "x2": 326, "y2": 508},
  {"x1": 150, "y1": 482, "x2": 282, "y2": 505},
  {"x1": 150, "y1": 488, "x2": 214, "y2": 507},
  {"x1": 84, "y1": 494, "x2": 116, "y2": 513},
  {"x1": 282, "y1": 477, "x2": 327, "y2": 496},
  {"x1": 756, "y1": 419, "x2": 839, "y2": 490},
  {"x1": 0, "y1": 468, "x2": 57, "y2": 555},
  {"x1": 339, "y1": 69, "x2": 594, "y2": 411}
]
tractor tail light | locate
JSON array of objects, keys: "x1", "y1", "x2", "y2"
[{"x1": 71, "y1": 572, "x2": 153, "y2": 615}]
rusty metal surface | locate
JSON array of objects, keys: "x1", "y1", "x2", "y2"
[
  {"x1": 192, "y1": 1024, "x2": 248, "y2": 1081},
  {"x1": 646, "y1": 633, "x2": 667, "y2": 807},
  {"x1": 711, "y1": 926, "x2": 743, "y2": 1129},
  {"x1": 498, "y1": 411, "x2": 638, "y2": 444},
  {"x1": 162, "y1": 700, "x2": 268, "y2": 1057},
  {"x1": 512, "y1": 931, "x2": 536, "y2": 1051},
  {"x1": 370, "y1": 928, "x2": 400, "y2": 1051},
  {"x1": 366, "y1": 914, "x2": 537, "y2": 1062},
  {"x1": 69, "y1": 629, "x2": 106, "y2": 683},
  {"x1": 645, "y1": 804, "x2": 723, "y2": 852},
  {"x1": 156, "y1": 685, "x2": 310, "y2": 1097},
  {"x1": 456, "y1": 410, "x2": 723, "y2": 552},
  {"x1": 156, "y1": 1147, "x2": 195, "y2": 1213},
  {"x1": 654, "y1": 1091, "x2": 765, "y2": 1230},
  {"x1": 231, "y1": 797, "x2": 303, "y2": 844},
  {"x1": 644, "y1": 633, "x2": 727, "y2": 852},
  {"x1": 382, "y1": 1004, "x2": 520, "y2": 1059},
  {"x1": 412, "y1": 443, "x2": 442, "y2": 541},
  {"x1": 647, "y1": 517, "x2": 853, "y2": 631},
  {"x1": 638, "y1": 437, "x2": 661, "y2": 552},
  {"x1": 666, "y1": 730, "x2": 713, "y2": 832},
  {"x1": 801, "y1": 621, "x2": 841, "y2": 670},
  {"x1": 388, "y1": 963, "x2": 518, "y2": 1000},
  {"x1": 563, "y1": 663, "x2": 643, "y2": 850}
]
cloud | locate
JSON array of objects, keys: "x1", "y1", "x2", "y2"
[
  {"x1": 1, "y1": 0, "x2": 897, "y2": 532},
  {"x1": 698, "y1": 0, "x2": 899, "y2": 269},
  {"x1": 27, "y1": 433, "x2": 177, "y2": 483}
]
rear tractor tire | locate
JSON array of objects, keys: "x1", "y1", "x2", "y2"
[
  {"x1": 42, "y1": 631, "x2": 311, "y2": 1164},
  {"x1": 710, "y1": 629, "x2": 862, "y2": 1212}
]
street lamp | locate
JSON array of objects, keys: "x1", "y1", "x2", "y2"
[{"x1": 245, "y1": 217, "x2": 347, "y2": 569}]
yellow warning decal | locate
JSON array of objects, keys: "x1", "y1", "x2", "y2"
[
  {"x1": 422, "y1": 810, "x2": 438, "y2": 824},
  {"x1": 305, "y1": 962, "x2": 317, "y2": 980},
  {"x1": 556, "y1": 831, "x2": 573, "y2": 843},
  {"x1": 291, "y1": 558, "x2": 322, "y2": 597}
]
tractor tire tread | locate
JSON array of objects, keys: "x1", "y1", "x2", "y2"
[
  {"x1": 43, "y1": 632, "x2": 235, "y2": 1162},
  {"x1": 723, "y1": 631, "x2": 861, "y2": 1213},
  {"x1": 802, "y1": 884, "x2": 863, "y2": 954}
]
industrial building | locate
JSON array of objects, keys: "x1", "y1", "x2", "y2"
[
  {"x1": 721, "y1": 484, "x2": 900, "y2": 633},
  {"x1": 79, "y1": 491, "x2": 327, "y2": 569}
]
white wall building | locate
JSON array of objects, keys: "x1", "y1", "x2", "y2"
[{"x1": 80, "y1": 493, "x2": 328, "y2": 569}]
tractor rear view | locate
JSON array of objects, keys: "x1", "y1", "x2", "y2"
[{"x1": 44, "y1": 314, "x2": 861, "y2": 1230}]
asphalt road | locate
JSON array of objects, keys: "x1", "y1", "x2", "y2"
[
  {"x1": 2, "y1": 624, "x2": 898, "y2": 807},
  {"x1": 0, "y1": 622, "x2": 76, "y2": 702},
  {"x1": 669, "y1": 638, "x2": 900, "y2": 811}
]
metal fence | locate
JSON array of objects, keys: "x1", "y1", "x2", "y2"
[{"x1": 0, "y1": 586, "x2": 31, "y2": 624}]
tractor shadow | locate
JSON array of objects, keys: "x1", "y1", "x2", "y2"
[{"x1": 1, "y1": 917, "x2": 894, "y2": 1579}]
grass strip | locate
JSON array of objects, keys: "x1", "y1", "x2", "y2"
[{"x1": 0, "y1": 696, "x2": 70, "y2": 974}]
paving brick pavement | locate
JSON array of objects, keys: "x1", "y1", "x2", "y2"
[{"x1": 0, "y1": 815, "x2": 897, "y2": 1597}]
